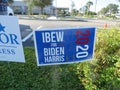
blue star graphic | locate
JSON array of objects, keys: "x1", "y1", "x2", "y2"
[{"x1": 0, "y1": 23, "x2": 5, "y2": 32}]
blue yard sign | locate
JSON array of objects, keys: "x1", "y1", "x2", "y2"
[{"x1": 34, "y1": 27, "x2": 96, "y2": 66}]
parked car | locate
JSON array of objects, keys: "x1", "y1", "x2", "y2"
[
  {"x1": 115, "y1": 14, "x2": 120, "y2": 18},
  {"x1": 7, "y1": 6, "x2": 14, "y2": 16}
]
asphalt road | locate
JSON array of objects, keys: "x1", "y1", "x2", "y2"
[
  {"x1": 19, "y1": 18, "x2": 120, "y2": 47},
  {"x1": 19, "y1": 24, "x2": 34, "y2": 47},
  {"x1": 19, "y1": 18, "x2": 119, "y2": 30}
]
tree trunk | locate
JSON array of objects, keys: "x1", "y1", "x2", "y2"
[{"x1": 41, "y1": 7, "x2": 44, "y2": 15}]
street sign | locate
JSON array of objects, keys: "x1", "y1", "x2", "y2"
[
  {"x1": 0, "y1": 16, "x2": 25, "y2": 62},
  {"x1": 34, "y1": 27, "x2": 96, "y2": 66}
]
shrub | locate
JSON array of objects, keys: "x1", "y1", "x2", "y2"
[
  {"x1": 76, "y1": 28, "x2": 120, "y2": 90},
  {"x1": 0, "y1": 28, "x2": 120, "y2": 90},
  {"x1": 0, "y1": 48, "x2": 84, "y2": 90}
]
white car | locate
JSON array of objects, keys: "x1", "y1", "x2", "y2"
[
  {"x1": 115, "y1": 14, "x2": 120, "y2": 18},
  {"x1": 7, "y1": 6, "x2": 14, "y2": 16}
]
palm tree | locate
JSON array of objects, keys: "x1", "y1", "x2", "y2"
[
  {"x1": 83, "y1": 5, "x2": 88, "y2": 15},
  {"x1": 86, "y1": 1, "x2": 93, "y2": 12},
  {"x1": 33, "y1": 0, "x2": 53, "y2": 14},
  {"x1": 24, "y1": 0, "x2": 34, "y2": 15},
  {"x1": 71, "y1": 0, "x2": 75, "y2": 10}
]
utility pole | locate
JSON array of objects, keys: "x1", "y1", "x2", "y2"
[
  {"x1": 94, "y1": 0, "x2": 97, "y2": 12},
  {"x1": 0, "y1": 0, "x2": 8, "y2": 15},
  {"x1": 55, "y1": 0, "x2": 57, "y2": 17}
]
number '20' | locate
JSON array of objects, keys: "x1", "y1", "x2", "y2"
[{"x1": 75, "y1": 30, "x2": 90, "y2": 59}]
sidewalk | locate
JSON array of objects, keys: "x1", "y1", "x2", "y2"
[{"x1": 17, "y1": 15, "x2": 86, "y2": 22}]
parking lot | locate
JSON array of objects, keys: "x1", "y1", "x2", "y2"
[{"x1": 18, "y1": 17, "x2": 120, "y2": 46}]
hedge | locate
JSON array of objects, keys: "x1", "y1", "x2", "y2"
[{"x1": 0, "y1": 47, "x2": 84, "y2": 90}]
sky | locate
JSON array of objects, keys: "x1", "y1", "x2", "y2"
[
  {"x1": 53, "y1": 0, "x2": 120, "y2": 12},
  {"x1": 16, "y1": 0, "x2": 120, "y2": 12}
]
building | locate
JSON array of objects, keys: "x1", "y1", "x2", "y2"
[
  {"x1": 11, "y1": 1, "x2": 56, "y2": 15},
  {"x1": 11, "y1": 1, "x2": 27, "y2": 14}
]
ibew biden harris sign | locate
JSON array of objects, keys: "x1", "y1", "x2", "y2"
[
  {"x1": 0, "y1": 16, "x2": 25, "y2": 62},
  {"x1": 34, "y1": 27, "x2": 96, "y2": 66}
]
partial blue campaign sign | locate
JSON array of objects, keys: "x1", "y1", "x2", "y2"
[
  {"x1": 0, "y1": 16, "x2": 25, "y2": 62},
  {"x1": 34, "y1": 27, "x2": 96, "y2": 66}
]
